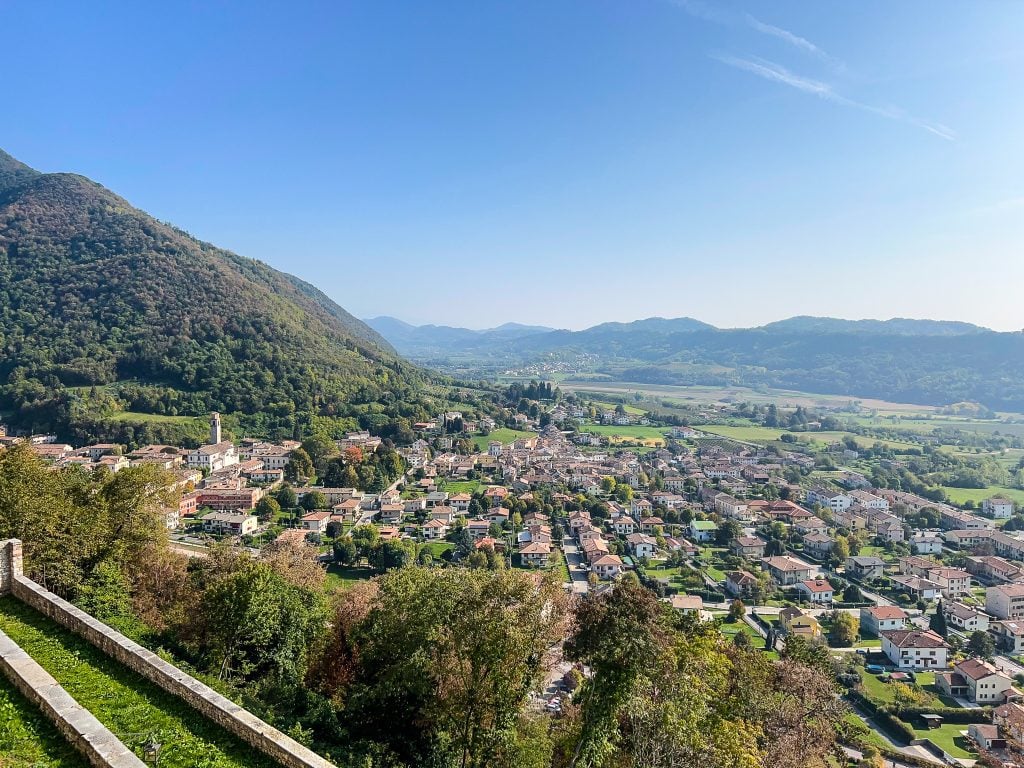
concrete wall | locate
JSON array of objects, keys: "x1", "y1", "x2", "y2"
[
  {"x1": 0, "y1": 627, "x2": 146, "y2": 767},
  {"x1": 0, "y1": 539, "x2": 336, "y2": 768}
]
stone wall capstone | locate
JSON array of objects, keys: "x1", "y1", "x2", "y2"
[
  {"x1": 0, "y1": 627, "x2": 146, "y2": 767},
  {"x1": 0, "y1": 540, "x2": 336, "y2": 768}
]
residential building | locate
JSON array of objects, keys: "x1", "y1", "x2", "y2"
[
  {"x1": 992, "y1": 620, "x2": 1024, "y2": 654},
  {"x1": 802, "y1": 532, "x2": 834, "y2": 559},
  {"x1": 689, "y1": 519, "x2": 718, "y2": 543},
  {"x1": 910, "y1": 532, "x2": 944, "y2": 555},
  {"x1": 987, "y1": 584, "x2": 1024, "y2": 620},
  {"x1": 779, "y1": 607, "x2": 821, "y2": 638},
  {"x1": 667, "y1": 594, "x2": 703, "y2": 615},
  {"x1": 890, "y1": 574, "x2": 942, "y2": 601},
  {"x1": 880, "y1": 629, "x2": 949, "y2": 670},
  {"x1": 966, "y1": 555, "x2": 1024, "y2": 585},
  {"x1": 944, "y1": 601, "x2": 990, "y2": 633},
  {"x1": 725, "y1": 570, "x2": 760, "y2": 598},
  {"x1": 936, "y1": 658, "x2": 1015, "y2": 704},
  {"x1": 592, "y1": 554, "x2": 624, "y2": 580},
  {"x1": 422, "y1": 519, "x2": 449, "y2": 540},
  {"x1": 519, "y1": 541, "x2": 552, "y2": 567},
  {"x1": 984, "y1": 497, "x2": 1016, "y2": 520},
  {"x1": 626, "y1": 533, "x2": 658, "y2": 560},
  {"x1": 845, "y1": 556, "x2": 885, "y2": 581},
  {"x1": 860, "y1": 606, "x2": 908, "y2": 637},
  {"x1": 761, "y1": 555, "x2": 815, "y2": 585},
  {"x1": 730, "y1": 536, "x2": 766, "y2": 559},
  {"x1": 300, "y1": 510, "x2": 330, "y2": 538},
  {"x1": 795, "y1": 578, "x2": 834, "y2": 605},
  {"x1": 201, "y1": 511, "x2": 257, "y2": 536}
]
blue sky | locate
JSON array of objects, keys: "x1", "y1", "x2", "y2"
[{"x1": 3, "y1": 1, "x2": 1023, "y2": 330}]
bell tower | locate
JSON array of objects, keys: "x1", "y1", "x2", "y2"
[{"x1": 210, "y1": 412, "x2": 222, "y2": 445}]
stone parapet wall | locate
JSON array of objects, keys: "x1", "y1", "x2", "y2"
[
  {"x1": 0, "y1": 627, "x2": 146, "y2": 767},
  {"x1": 0, "y1": 539, "x2": 336, "y2": 768}
]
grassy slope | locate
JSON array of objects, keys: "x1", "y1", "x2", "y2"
[
  {"x1": 0, "y1": 598, "x2": 280, "y2": 768},
  {"x1": 0, "y1": 677, "x2": 89, "y2": 767}
]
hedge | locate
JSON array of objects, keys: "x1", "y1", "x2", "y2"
[
  {"x1": 889, "y1": 705, "x2": 992, "y2": 724},
  {"x1": 846, "y1": 690, "x2": 917, "y2": 743}
]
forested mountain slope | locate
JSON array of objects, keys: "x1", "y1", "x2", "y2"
[{"x1": 0, "y1": 150, "x2": 436, "y2": 440}]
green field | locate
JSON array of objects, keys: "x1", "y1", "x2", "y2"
[
  {"x1": 325, "y1": 564, "x2": 376, "y2": 591},
  {"x1": 0, "y1": 677, "x2": 89, "y2": 767},
  {"x1": 0, "y1": 598, "x2": 279, "y2": 768},
  {"x1": 561, "y1": 381, "x2": 941, "y2": 415},
  {"x1": 419, "y1": 541, "x2": 455, "y2": 558},
  {"x1": 579, "y1": 425, "x2": 670, "y2": 445},
  {"x1": 472, "y1": 429, "x2": 537, "y2": 450},
  {"x1": 699, "y1": 424, "x2": 920, "y2": 451},
  {"x1": 106, "y1": 410, "x2": 203, "y2": 424},
  {"x1": 940, "y1": 485, "x2": 1024, "y2": 505},
  {"x1": 699, "y1": 424, "x2": 787, "y2": 442},
  {"x1": 439, "y1": 479, "x2": 483, "y2": 494}
]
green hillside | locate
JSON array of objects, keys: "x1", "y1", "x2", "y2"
[{"x1": 0, "y1": 149, "x2": 439, "y2": 442}]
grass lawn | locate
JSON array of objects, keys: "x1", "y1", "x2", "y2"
[
  {"x1": 842, "y1": 713, "x2": 891, "y2": 752},
  {"x1": 439, "y1": 479, "x2": 482, "y2": 494},
  {"x1": 853, "y1": 638, "x2": 882, "y2": 648},
  {"x1": 419, "y1": 541, "x2": 454, "y2": 558},
  {"x1": 106, "y1": 410, "x2": 203, "y2": 424},
  {"x1": 940, "y1": 485, "x2": 1024, "y2": 505},
  {"x1": 553, "y1": 548, "x2": 572, "y2": 583},
  {"x1": 907, "y1": 723, "x2": 977, "y2": 759},
  {"x1": 578, "y1": 425, "x2": 670, "y2": 445},
  {"x1": 472, "y1": 428, "x2": 537, "y2": 450},
  {"x1": 856, "y1": 667, "x2": 900, "y2": 704},
  {"x1": 325, "y1": 564, "x2": 376, "y2": 591},
  {"x1": 0, "y1": 598, "x2": 280, "y2": 768},
  {"x1": 0, "y1": 677, "x2": 89, "y2": 767}
]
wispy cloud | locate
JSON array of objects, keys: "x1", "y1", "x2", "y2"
[
  {"x1": 744, "y1": 14, "x2": 841, "y2": 70},
  {"x1": 716, "y1": 55, "x2": 954, "y2": 141},
  {"x1": 715, "y1": 55, "x2": 831, "y2": 96},
  {"x1": 672, "y1": 0, "x2": 840, "y2": 68},
  {"x1": 668, "y1": 0, "x2": 955, "y2": 141},
  {"x1": 715, "y1": 54, "x2": 956, "y2": 141}
]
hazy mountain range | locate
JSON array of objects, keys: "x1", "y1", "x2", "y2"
[{"x1": 366, "y1": 315, "x2": 1024, "y2": 411}]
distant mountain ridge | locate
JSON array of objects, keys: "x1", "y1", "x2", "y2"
[
  {"x1": 368, "y1": 313, "x2": 1024, "y2": 410},
  {"x1": 368, "y1": 313, "x2": 995, "y2": 357},
  {"x1": 0, "y1": 149, "x2": 435, "y2": 440}
]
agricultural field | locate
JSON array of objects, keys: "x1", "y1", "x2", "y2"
[
  {"x1": 563, "y1": 381, "x2": 941, "y2": 415},
  {"x1": 0, "y1": 598, "x2": 279, "y2": 768},
  {"x1": 698, "y1": 423, "x2": 921, "y2": 451},
  {"x1": 472, "y1": 428, "x2": 537, "y2": 450},
  {"x1": 698, "y1": 424, "x2": 787, "y2": 443},
  {"x1": 578, "y1": 425, "x2": 671, "y2": 445},
  {"x1": 940, "y1": 485, "x2": 1024, "y2": 505}
]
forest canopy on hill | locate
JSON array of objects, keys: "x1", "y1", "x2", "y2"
[{"x1": 0, "y1": 150, "x2": 463, "y2": 442}]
